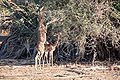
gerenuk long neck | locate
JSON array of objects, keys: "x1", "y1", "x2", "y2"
[{"x1": 37, "y1": 9, "x2": 47, "y2": 44}]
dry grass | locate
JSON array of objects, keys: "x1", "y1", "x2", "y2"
[{"x1": 0, "y1": 59, "x2": 120, "y2": 80}]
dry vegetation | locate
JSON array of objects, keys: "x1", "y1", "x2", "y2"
[
  {"x1": 0, "y1": 0, "x2": 120, "y2": 80},
  {"x1": 0, "y1": 59, "x2": 120, "y2": 80}
]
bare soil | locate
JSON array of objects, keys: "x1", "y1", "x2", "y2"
[{"x1": 0, "y1": 59, "x2": 120, "y2": 80}]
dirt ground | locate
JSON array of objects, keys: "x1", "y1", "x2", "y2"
[{"x1": 0, "y1": 59, "x2": 120, "y2": 80}]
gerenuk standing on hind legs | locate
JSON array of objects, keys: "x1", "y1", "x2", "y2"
[
  {"x1": 35, "y1": 6, "x2": 61, "y2": 70},
  {"x1": 35, "y1": 6, "x2": 47, "y2": 70}
]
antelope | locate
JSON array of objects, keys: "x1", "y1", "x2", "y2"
[
  {"x1": 35, "y1": 7, "x2": 60, "y2": 69},
  {"x1": 35, "y1": 7, "x2": 47, "y2": 70},
  {"x1": 44, "y1": 32, "x2": 61, "y2": 67}
]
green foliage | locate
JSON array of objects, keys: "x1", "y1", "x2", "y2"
[
  {"x1": 112, "y1": 0, "x2": 120, "y2": 11},
  {"x1": 0, "y1": 0, "x2": 120, "y2": 62}
]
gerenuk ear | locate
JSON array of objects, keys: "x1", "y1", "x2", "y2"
[
  {"x1": 39, "y1": 6, "x2": 44, "y2": 17},
  {"x1": 40, "y1": 6, "x2": 44, "y2": 12}
]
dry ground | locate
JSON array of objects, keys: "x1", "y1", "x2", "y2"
[{"x1": 0, "y1": 59, "x2": 120, "y2": 80}]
